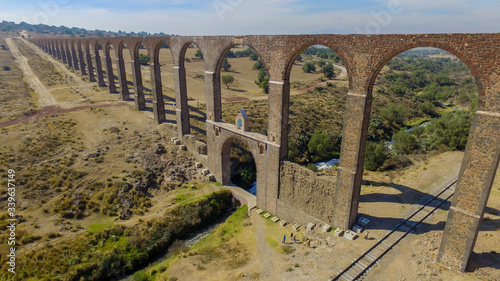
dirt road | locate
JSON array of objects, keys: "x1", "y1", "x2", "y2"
[{"x1": 6, "y1": 37, "x2": 57, "y2": 107}]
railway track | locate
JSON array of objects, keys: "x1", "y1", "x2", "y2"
[{"x1": 332, "y1": 180, "x2": 457, "y2": 281}]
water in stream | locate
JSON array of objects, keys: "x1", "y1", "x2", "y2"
[{"x1": 120, "y1": 210, "x2": 234, "y2": 280}]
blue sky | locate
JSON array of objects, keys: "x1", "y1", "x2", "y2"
[{"x1": 1, "y1": 0, "x2": 499, "y2": 35}]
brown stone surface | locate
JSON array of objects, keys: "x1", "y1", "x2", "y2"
[{"x1": 279, "y1": 161, "x2": 335, "y2": 223}]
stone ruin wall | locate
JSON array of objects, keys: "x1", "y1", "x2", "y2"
[{"x1": 278, "y1": 161, "x2": 335, "y2": 225}]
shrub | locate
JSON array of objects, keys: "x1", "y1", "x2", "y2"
[
  {"x1": 392, "y1": 129, "x2": 420, "y2": 154},
  {"x1": 364, "y1": 141, "x2": 389, "y2": 171},
  {"x1": 306, "y1": 163, "x2": 318, "y2": 172},
  {"x1": 138, "y1": 54, "x2": 150, "y2": 65},
  {"x1": 386, "y1": 154, "x2": 413, "y2": 170},
  {"x1": 302, "y1": 62, "x2": 316, "y2": 73},
  {"x1": 281, "y1": 245, "x2": 295, "y2": 254},
  {"x1": 380, "y1": 103, "x2": 408, "y2": 125}
]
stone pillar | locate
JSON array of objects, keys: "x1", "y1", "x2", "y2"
[
  {"x1": 55, "y1": 42, "x2": 62, "y2": 60},
  {"x1": 47, "y1": 41, "x2": 53, "y2": 56},
  {"x1": 61, "y1": 42, "x2": 68, "y2": 64},
  {"x1": 267, "y1": 80, "x2": 291, "y2": 159},
  {"x1": 332, "y1": 91, "x2": 372, "y2": 230},
  {"x1": 205, "y1": 70, "x2": 222, "y2": 182},
  {"x1": 70, "y1": 42, "x2": 80, "y2": 70},
  {"x1": 65, "y1": 42, "x2": 73, "y2": 68},
  {"x1": 78, "y1": 43, "x2": 87, "y2": 76},
  {"x1": 85, "y1": 43, "x2": 95, "y2": 82},
  {"x1": 105, "y1": 46, "x2": 117, "y2": 93},
  {"x1": 265, "y1": 79, "x2": 291, "y2": 215},
  {"x1": 130, "y1": 52, "x2": 145, "y2": 110},
  {"x1": 149, "y1": 58, "x2": 165, "y2": 123},
  {"x1": 94, "y1": 45, "x2": 106, "y2": 87},
  {"x1": 204, "y1": 70, "x2": 222, "y2": 122},
  {"x1": 174, "y1": 65, "x2": 190, "y2": 138},
  {"x1": 437, "y1": 111, "x2": 500, "y2": 272},
  {"x1": 115, "y1": 54, "x2": 130, "y2": 101},
  {"x1": 51, "y1": 41, "x2": 56, "y2": 57}
]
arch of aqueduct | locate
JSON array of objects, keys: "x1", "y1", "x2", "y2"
[{"x1": 31, "y1": 33, "x2": 500, "y2": 272}]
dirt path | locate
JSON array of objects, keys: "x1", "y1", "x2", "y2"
[
  {"x1": 0, "y1": 102, "x2": 129, "y2": 128},
  {"x1": 253, "y1": 214, "x2": 280, "y2": 280},
  {"x1": 19, "y1": 38, "x2": 94, "y2": 94},
  {"x1": 6, "y1": 37, "x2": 57, "y2": 107}
]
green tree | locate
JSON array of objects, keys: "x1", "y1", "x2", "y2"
[
  {"x1": 380, "y1": 103, "x2": 408, "y2": 125},
  {"x1": 222, "y1": 74, "x2": 235, "y2": 89},
  {"x1": 364, "y1": 141, "x2": 389, "y2": 171},
  {"x1": 419, "y1": 101, "x2": 437, "y2": 117},
  {"x1": 221, "y1": 58, "x2": 231, "y2": 71},
  {"x1": 321, "y1": 63, "x2": 335, "y2": 79},
  {"x1": 194, "y1": 49, "x2": 203, "y2": 59},
  {"x1": 307, "y1": 131, "x2": 335, "y2": 162},
  {"x1": 296, "y1": 54, "x2": 303, "y2": 62},
  {"x1": 138, "y1": 54, "x2": 150, "y2": 65},
  {"x1": 253, "y1": 59, "x2": 264, "y2": 70},
  {"x1": 316, "y1": 59, "x2": 326, "y2": 68},
  {"x1": 249, "y1": 52, "x2": 258, "y2": 61},
  {"x1": 255, "y1": 68, "x2": 269, "y2": 94},
  {"x1": 425, "y1": 111, "x2": 472, "y2": 151},
  {"x1": 302, "y1": 62, "x2": 316, "y2": 73},
  {"x1": 392, "y1": 129, "x2": 420, "y2": 154}
]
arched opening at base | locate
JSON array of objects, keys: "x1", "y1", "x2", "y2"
[
  {"x1": 222, "y1": 138, "x2": 258, "y2": 195},
  {"x1": 230, "y1": 140, "x2": 257, "y2": 194}
]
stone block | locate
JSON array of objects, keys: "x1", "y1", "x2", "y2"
[
  {"x1": 263, "y1": 213, "x2": 271, "y2": 218},
  {"x1": 206, "y1": 174, "x2": 216, "y2": 182},
  {"x1": 358, "y1": 217, "x2": 370, "y2": 227},
  {"x1": 201, "y1": 169, "x2": 209, "y2": 175},
  {"x1": 179, "y1": 145, "x2": 187, "y2": 150},
  {"x1": 271, "y1": 216, "x2": 280, "y2": 222},
  {"x1": 334, "y1": 228, "x2": 344, "y2": 237},
  {"x1": 195, "y1": 162, "x2": 203, "y2": 168},
  {"x1": 344, "y1": 230, "x2": 358, "y2": 240},
  {"x1": 279, "y1": 220, "x2": 288, "y2": 227},
  {"x1": 292, "y1": 223, "x2": 301, "y2": 231},
  {"x1": 352, "y1": 224, "x2": 364, "y2": 234},
  {"x1": 173, "y1": 140, "x2": 181, "y2": 145},
  {"x1": 306, "y1": 222, "x2": 316, "y2": 231},
  {"x1": 322, "y1": 224, "x2": 332, "y2": 232},
  {"x1": 256, "y1": 208, "x2": 264, "y2": 214},
  {"x1": 170, "y1": 137, "x2": 178, "y2": 142}
]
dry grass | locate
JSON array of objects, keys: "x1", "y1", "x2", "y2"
[{"x1": 0, "y1": 35, "x2": 35, "y2": 122}]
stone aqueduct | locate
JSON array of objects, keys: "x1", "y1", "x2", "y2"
[{"x1": 30, "y1": 33, "x2": 499, "y2": 272}]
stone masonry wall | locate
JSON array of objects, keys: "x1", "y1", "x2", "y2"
[{"x1": 279, "y1": 161, "x2": 335, "y2": 224}]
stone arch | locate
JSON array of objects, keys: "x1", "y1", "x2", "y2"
[
  {"x1": 365, "y1": 43, "x2": 484, "y2": 106},
  {"x1": 178, "y1": 41, "x2": 208, "y2": 138},
  {"x1": 215, "y1": 42, "x2": 272, "y2": 136},
  {"x1": 219, "y1": 134, "x2": 262, "y2": 187},
  {"x1": 283, "y1": 40, "x2": 351, "y2": 88}
]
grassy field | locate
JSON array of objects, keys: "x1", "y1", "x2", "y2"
[{"x1": 0, "y1": 35, "x2": 36, "y2": 122}]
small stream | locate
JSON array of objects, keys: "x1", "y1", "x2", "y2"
[{"x1": 120, "y1": 210, "x2": 234, "y2": 280}]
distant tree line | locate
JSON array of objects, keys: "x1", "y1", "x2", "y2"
[{"x1": 0, "y1": 20, "x2": 179, "y2": 38}]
